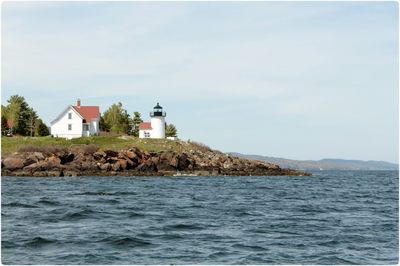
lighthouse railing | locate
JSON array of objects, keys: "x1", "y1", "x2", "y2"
[{"x1": 150, "y1": 111, "x2": 166, "y2": 117}]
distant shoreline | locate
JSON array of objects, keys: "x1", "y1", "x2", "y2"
[{"x1": 231, "y1": 153, "x2": 398, "y2": 171}]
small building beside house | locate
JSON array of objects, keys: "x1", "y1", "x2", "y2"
[
  {"x1": 50, "y1": 99, "x2": 100, "y2": 139},
  {"x1": 139, "y1": 103, "x2": 166, "y2": 139}
]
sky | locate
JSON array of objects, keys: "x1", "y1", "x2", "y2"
[{"x1": 2, "y1": 1, "x2": 398, "y2": 163}]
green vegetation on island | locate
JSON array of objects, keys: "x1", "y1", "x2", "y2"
[
  {"x1": 1, "y1": 95, "x2": 179, "y2": 138},
  {"x1": 1, "y1": 95, "x2": 49, "y2": 137},
  {"x1": 1, "y1": 135, "x2": 186, "y2": 155}
]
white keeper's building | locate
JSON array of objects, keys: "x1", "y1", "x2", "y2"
[{"x1": 50, "y1": 99, "x2": 100, "y2": 139}]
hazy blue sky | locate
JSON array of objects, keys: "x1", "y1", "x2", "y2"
[{"x1": 2, "y1": 1, "x2": 398, "y2": 163}]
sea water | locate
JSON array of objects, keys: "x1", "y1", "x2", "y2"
[{"x1": 1, "y1": 171, "x2": 398, "y2": 264}]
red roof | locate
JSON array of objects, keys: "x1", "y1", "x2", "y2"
[
  {"x1": 139, "y1": 122, "x2": 152, "y2": 130},
  {"x1": 73, "y1": 106, "x2": 100, "y2": 123}
]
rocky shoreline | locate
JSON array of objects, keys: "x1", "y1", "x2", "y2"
[{"x1": 1, "y1": 145, "x2": 310, "y2": 177}]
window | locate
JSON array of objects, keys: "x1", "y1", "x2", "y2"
[
  {"x1": 83, "y1": 124, "x2": 89, "y2": 131},
  {"x1": 68, "y1": 124, "x2": 72, "y2": 131},
  {"x1": 68, "y1": 113, "x2": 72, "y2": 119},
  {"x1": 144, "y1": 132, "x2": 150, "y2": 138}
]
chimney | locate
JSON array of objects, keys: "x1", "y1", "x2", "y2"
[{"x1": 77, "y1": 99, "x2": 81, "y2": 107}]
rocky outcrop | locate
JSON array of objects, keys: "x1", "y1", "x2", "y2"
[{"x1": 1, "y1": 146, "x2": 310, "y2": 177}]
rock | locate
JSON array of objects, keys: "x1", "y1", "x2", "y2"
[
  {"x1": 99, "y1": 163, "x2": 111, "y2": 171},
  {"x1": 24, "y1": 161, "x2": 46, "y2": 171},
  {"x1": 118, "y1": 159, "x2": 128, "y2": 170},
  {"x1": 79, "y1": 161, "x2": 98, "y2": 171},
  {"x1": 137, "y1": 161, "x2": 157, "y2": 172},
  {"x1": 59, "y1": 152, "x2": 74, "y2": 164},
  {"x1": 63, "y1": 171, "x2": 78, "y2": 177},
  {"x1": 93, "y1": 151, "x2": 106, "y2": 160},
  {"x1": 124, "y1": 158, "x2": 137, "y2": 169},
  {"x1": 123, "y1": 150, "x2": 136, "y2": 160},
  {"x1": 223, "y1": 161, "x2": 233, "y2": 169},
  {"x1": 176, "y1": 153, "x2": 192, "y2": 171},
  {"x1": 33, "y1": 152, "x2": 45, "y2": 161},
  {"x1": 104, "y1": 150, "x2": 119, "y2": 158},
  {"x1": 3, "y1": 157, "x2": 25, "y2": 170},
  {"x1": 46, "y1": 156, "x2": 61, "y2": 168},
  {"x1": 107, "y1": 157, "x2": 120, "y2": 164},
  {"x1": 112, "y1": 161, "x2": 121, "y2": 171},
  {"x1": 47, "y1": 171, "x2": 62, "y2": 177},
  {"x1": 22, "y1": 156, "x2": 37, "y2": 167}
]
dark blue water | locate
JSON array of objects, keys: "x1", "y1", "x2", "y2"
[{"x1": 1, "y1": 171, "x2": 398, "y2": 264}]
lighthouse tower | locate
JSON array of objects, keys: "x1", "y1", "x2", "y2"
[{"x1": 149, "y1": 102, "x2": 166, "y2": 138}]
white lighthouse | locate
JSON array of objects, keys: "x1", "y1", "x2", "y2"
[{"x1": 139, "y1": 103, "x2": 166, "y2": 139}]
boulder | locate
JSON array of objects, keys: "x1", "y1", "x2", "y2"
[
  {"x1": 104, "y1": 150, "x2": 119, "y2": 158},
  {"x1": 59, "y1": 152, "x2": 74, "y2": 164},
  {"x1": 124, "y1": 157, "x2": 137, "y2": 169},
  {"x1": 79, "y1": 161, "x2": 98, "y2": 171},
  {"x1": 22, "y1": 155, "x2": 37, "y2": 167},
  {"x1": 46, "y1": 156, "x2": 61, "y2": 168},
  {"x1": 3, "y1": 157, "x2": 25, "y2": 170},
  {"x1": 106, "y1": 157, "x2": 119, "y2": 164},
  {"x1": 137, "y1": 161, "x2": 157, "y2": 172},
  {"x1": 24, "y1": 161, "x2": 47, "y2": 171},
  {"x1": 112, "y1": 161, "x2": 121, "y2": 171},
  {"x1": 118, "y1": 159, "x2": 128, "y2": 170},
  {"x1": 33, "y1": 152, "x2": 45, "y2": 161},
  {"x1": 93, "y1": 150, "x2": 106, "y2": 161},
  {"x1": 99, "y1": 163, "x2": 111, "y2": 171}
]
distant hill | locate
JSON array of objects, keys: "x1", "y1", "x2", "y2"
[{"x1": 230, "y1": 153, "x2": 398, "y2": 171}]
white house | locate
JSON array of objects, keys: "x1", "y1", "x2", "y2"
[
  {"x1": 51, "y1": 99, "x2": 100, "y2": 139},
  {"x1": 139, "y1": 103, "x2": 166, "y2": 139}
]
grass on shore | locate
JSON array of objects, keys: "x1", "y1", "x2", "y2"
[{"x1": 1, "y1": 135, "x2": 197, "y2": 155}]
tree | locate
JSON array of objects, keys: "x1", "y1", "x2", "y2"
[
  {"x1": 3, "y1": 95, "x2": 31, "y2": 135},
  {"x1": 35, "y1": 119, "x2": 49, "y2": 136},
  {"x1": 165, "y1": 123, "x2": 178, "y2": 137},
  {"x1": 99, "y1": 115, "x2": 109, "y2": 132},
  {"x1": 130, "y1": 112, "x2": 143, "y2": 137},
  {"x1": 102, "y1": 102, "x2": 131, "y2": 134},
  {"x1": 2, "y1": 95, "x2": 47, "y2": 137},
  {"x1": 26, "y1": 107, "x2": 38, "y2": 137},
  {"x1": 1, "y1": 115, "x2": 9, "y2": 135}
]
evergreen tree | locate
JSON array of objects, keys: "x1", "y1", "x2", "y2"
[
  {"x1": 34, "y1": 118, "x2": 50, "y2": 136},
  {"x1": 102, "y1": 102, "x2": 131, "y2": 134},
  {"x1": 131, "y1": 112, "x2": 143, "y2": 137},
  {"x1": 26, "y1": 107, "x2": 38, "y2": 137},
  {"x1": 99, "y1": 115, "x2": 109, "y2": 132},
  {"x1": 165, "y1": 123, "x2": 178, "y2": 137},
  {"x1": 4, "y1": 95, "x2": 31, "y2": 135},
  {"x1": 1, "y1": 115, "x2": 9, "y2": 135},
  {"x1": 2, "y1": 95, "x2": 47, "y2": 136}
]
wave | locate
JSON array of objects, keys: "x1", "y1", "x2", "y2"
[
  {"x1": 2, "y1": 240, "x2": 19, "y2": 248},
  {"x1": 61, "y1": 209, "x2": 95, "y2": 221},
  {"x1": 164, "y1": 223, "x2": 205, "y2": 231},
  {"x1": 95, "y1": 198, "x2": 121, "y2": 204},
  {"x1": 2, "y1": 202, "x2": 38, "y2": 208},
  {"x1": 316, "y1": 255, "x2": 356, "y2": 264},
  {"x1": 98, "y1": 236, "x2": 153, "y2": 247},
  {"x1": 75, "y1": 191, "x2": 137, "y2": 196},
  {"x1": 126, "y1": 211, "x2": 146, "y2": 218},
  {"x1": 37, "y1": 198, "x2": 61, "y2": 206},
  {"x1": 24, "y1": 237, "x2": 56, "y2": 247},
  {"x1": 75, "y1": 191, "x2": 115, "y2": 196},
  {"x1": 231, "y1": 243, "x2": 269, "y2": 252}
]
